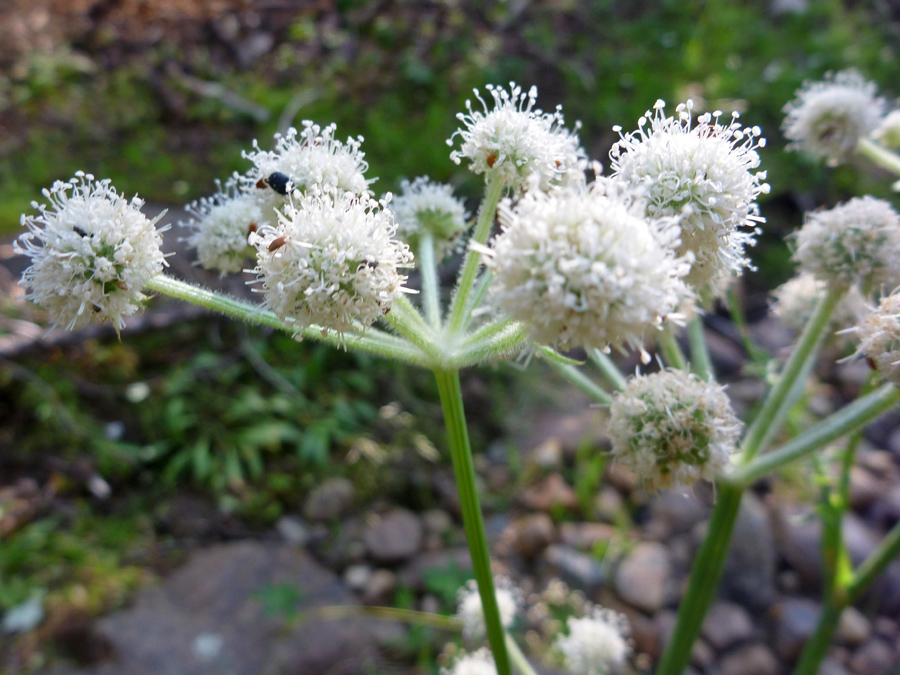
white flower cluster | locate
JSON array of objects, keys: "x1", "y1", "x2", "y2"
[
  {"x1": 249, "y1": 189, "x2": 412, "y2": 338},
  {"x1": 448, "y1": 83, "x2": 587, "y2": 191},
  {"x1": 608, "y1": 369, "x2": 742, "y2": 491},
  {"x1": 181, "y1": 178, "x2": 262, "y2": 276},
  {"x1": 441, "y1": 648, "x2": 496, "y2": 675},
  {"x1": 792, "y1": 196, "x2": 900, "y2": 294},
  {"x1": 771, "y1": 271, "x2": 867, "y2": 340},
  {"x1": 391, "y1": 176, "x2": 469, "y2": 258},
  {"x1": 553, "y1": 606, "x2": 630, "y2": 675},
  {"x1": 485, "y1": 179, "x2": 691, "y2": 353},
  {"x1": 783, "y1": 70, "x2": 886, "y2": 165},
  {"x1": 610, "y1": 100, "x2": 769, "y2": 296},
  {"x1": 455, "y1": 576, "x2": 521, "y2": 643},
  {"x1": 15, "y1": 172, "x2": 167, "y2": 331},
  {"x1": 846, "y1": 292, "x2": 900, "y2": 387}
]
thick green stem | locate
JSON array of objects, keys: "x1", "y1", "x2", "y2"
[
  {"x1": 448, "y1": 176, "x2": 505, "y2": 332},
  {"x1": 552, "y1": 362, "x2": 614, "y2": 405},
  {"x1": 857, "y1": 137, "x2": 900, "y2": 177},
  {"x1": 433, "y1": 369, "x2": 511, "y2": 675},
  {"x1": 658, "y1": 332, "x2": 687, "y2": 371},
  {"x1": 688, "y1": 316, "x2": 713, "y2": 382},
  {"x1": 655, "y1": 483, "x2": 744, "y2": 675},
  {"x1": 417, "y1": 232, "x2": 442, "y2": 329},
  {"x1": 587, "y1": 348, "x2": 628, "y2": 392}
]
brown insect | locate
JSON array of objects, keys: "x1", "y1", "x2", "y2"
[
  {"x1": 247, "y1": 222, "x2": 258, "y2": 236},
  {"x1": 486, "y1": 152, "x2": 499, "y2": 168},
  {"x1": 268, "y1": 236, "x2": 287, "y2": 252}
]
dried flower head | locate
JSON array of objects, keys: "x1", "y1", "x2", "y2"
[
  {"x1": 441, "y1": 648, "x2": 496, "y2": 675},
  {"x1": 391, "y1": 177, "x2": 469, "y2": 258},
  {"x1": 181, "y1": 178, "x2": 262, "y2": 276},
  {"x1": 485, "y1": 179, "x2": 691, "y2": 354},
  {"x1": 448, "y1": 83, "x2": 587, "y2": 191},
  {"x1": 610, "y1": 100, "x2": 769, "y2": 296},
  {"x1": 249, "y1": 188, "x2": 413, "y2": 338},
  {"x1": 783, "y1": 70, "x2": 887, "y2": 165},
  {"x1": 771, "y1": 271, "x2": 868, "y2": 339},
  {"x1": 608, "y1": 369, "x2": 742, "y2": 491},
  {"x1": 455, "y1": 577, "x2": 521, "y2": 643},
  {"x1": 845, "y1": 291, "x2": 900, "y2": 386},
  {"x1": 792, "y1": 196, "x2": 900, "y2": 294},
  {"x1": 554, "y1": 606, "x2": 631, "y2": 675},
  {"x1": 15, "y1": 172, "x2": 167, "y2": 331}
]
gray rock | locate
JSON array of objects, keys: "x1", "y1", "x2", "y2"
[
  {"x1": 543, "y1": 545, "x2": 605, "y2": 593},
  {"x1": 397, "y1": 548, "x2": 472, "y2": 591},
  {"x1": 507, "y1": 513, "x2": 556, "y2": 560},
  {"x1": 421, "y1": 509, "x2": 453, "y2": 536},
  {"x1": 558, "y1": 522, "x2": 616, "y2": 551},
  {"x1": 614, "y1": 542, "x2": 670, "y2": 613},
  {"x1": 849, "y1": 639, "x2": 894, "y2": 675},
  {"x1": 773, "y1": 597, "x2": 820, "y2": 662},
  {"x1": 593, "y1": 486, "x2": 626, "y2": 522},
  {"x1": 717, "y1": 643, "x2": 780, "y2": 675},
  {"x1": 364, "y1": 509, "x2": 423, "y2": 564},
  {"x1": 303, "y1": 478, "x2": 355, "y2": 522},
  {"x1": 362, "y1": 569, "x2": 396, "y2": 605},
  {"x1": 701, "y1": 601, "x2": 754, "y2": 650},
  {"x1": 526, "y1": 437, "x2": 564, "y2": 470},
  {"x1": 648, "y1": 491, "x2": 709, "y2": 539},
  {"x1": 343, "y1": 564, "x2": 372, "y2": 593},
  {"x1": 818, "y1": 657, "x2": 851, "y2": 675},
  {"x1": 519, "y1": 474, "x2": 579, "y2": 512},
  {"x1": 722, "y1": 493, "x2": 776, "y2": 612},
  {"x1": 275, "y1": 516, "x2": 310, "y2": 547},
  {"x1": 836, "y1": 606, "x2": 871, "y2": 646}
]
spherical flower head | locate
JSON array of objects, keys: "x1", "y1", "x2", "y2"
[
  {"x1": 771, "y1": 271, "x2": 868, "y2": 340},
  {"x1": 14, "y1": 172, "x2": 167, "y2": 331},
  {"x1": 181, "y1": 178, "x2": 262, "y2": 276},
  {"x1": 455, "y1": 577, "x2": 521, "y2": 643},
  {"x1": 243, "y1": 120, "x2": 372, "y2": 226},
  {"x1": 554, "y1": 606, "x2": 630, "y2": 675},
  {"x1": 249, "y1": 188, "x2": 413, "y2": 338},
  {"x1": 485, "y1": 179, "x2": 692, "y2": 354},
  {"x1": 792, "y1": 196, "x2": 900, "y2": 294},
  {"x1": 391, "y1": 176, "x2": 469, "y2": 258},
  {"x1": 441, "y1": 648, "x2": 496, "y2": 675},
  {"x1": 608, "y1": 369, "x2": 742, "y2": 491},
  {"x1": 783, "y1": 70, "x2": 887, "y2": 165},
  {"x1": 610, "y1": 100, "x2": 769, "y2": 296},
  {"x1": 448, "y1": 82, "x2": 587, "y2": 192},
  {"x1": 845, "y1": 291, "x2": 900, "y2": 386}
]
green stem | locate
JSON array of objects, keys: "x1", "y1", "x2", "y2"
[
  {"x1": 857, "y1": 137, "x2": 900, "y2": 177},
  {"x1": 655, "y1": 483, "x2": 744, "y2": 675},
  {"x1": 740, "y1": 288, "x2": 842, "y2": 463},
  {"x1": 433, "y1": 369, "x2": 511, "y2": 675},
  {"x1": 312, "y1": 605, "x2": 461, "y2": 631},
  {"x1": 587, "y1": 348, "x2": 628, "y2": 392},
  {"x1": 730, "y1": 384, "x2": 900, "y2": 486},
  {"x1": 792, "y1": 604, "x2": 844, "y2": 675},
  {"x1": 848, "y1": 518, "x2": 900, "y2": 604},
  {"x1": 417, "y1": 232, "x2": 442, "y2": 329},
  {"x1": 688, "y1": 316, "x2": 713, "y2": 382},
  {"x1": 382, "y1": 294, "x2": 443, "y2": 364},
  {"x1": 451, "y1": 321, "x2": 530, "y2": 368},
  {"x1": 448, "y1": 176, "x2": 505, "y2": 333},
  {"x1": 145, "y1": 274, "x2": 430, "y2": 367},
  {"x1": 505, "y1": 634, "x2": 539, "y2": 675},
  {"x1": 462, "y1": 269, "x2": 494, "y2": 331},
  {"x1": 658, "y1": 332, "x2": 687, "y2": 371},
  {"x1": 552, "y1": 362, "x2": 614, "y2": 405}
]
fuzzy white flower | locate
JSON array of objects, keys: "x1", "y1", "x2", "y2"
[
  {"x1": 554, "y1": 606, "x2": 630, "y2": 675},
  {"x1": 391, "y1": 177, "x2": 469, "y2": 258},
  {"x1": 783, "y1": 70, "x2": 887, "y2": 165},
  {"x1": 608, "y1": 369, "x2": 742, "y2": 491},
  {"x1": 441, "y1": 648, "x2": 496, "y2": 675},
  {"x1": 181, "y1": 179, "x2": 262, "y2": 276},
  {"x1": 243, "y1": 121, "x2": 372, "y2": 226},
  {"x1": 844, "y1": 291, "x2": 900, "y2": 386},
  {"x1": 455, "y1": 577, "x2": 521, "y2": 643},
  {"x1": 249, "y1": 188, "x2": 413, "y2": 338},
  {"x1": 485, "y1": 179, "x2": 692, "y2": 353},
  {"x1": 448, "y1": 82, "x2": 587, "y2": 191},
  {"x1": 610, "y1": 99, "x2": 769, "y2": 296},
  {"x1": 771, "y1": 271, "x2": 868, "y2": 339},
  {"x1": 14, "y1": 172, "x2": 167, "y2": 331},
  {"x1": 792, "y1": 196, "x2": 900, "y2": 294}
]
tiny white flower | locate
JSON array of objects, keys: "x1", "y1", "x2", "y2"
[
  {"x1": 607, "y1": 369, "x2": 742, "y2": 491},
  {"x1": 792, "y1": 196, "x2": 900, "y2": 294},
  {"x1": 441, "y1": 648, "x2": 496, "y2": 675},
  {"x1": 14, "y1": 172, "x2": 167, "y2": 331},
  {"x1": 486, "y1": 179, "x2": 692, "y2": 354},
  {"x1": 455, "y1": 577, "x2": 521, "y2": 643},
  {"x1": 610, "y1": 99, "x2": 769, "y2": 296},
  {"x1": 448, "y1": 82, "x2": 587, "y2": 191},
  {"x1": 554, "y1": 606, "x2": 630, "y2": 675},
  {"x1": 181, "y1": 178, "x2": 262, "y2": 276},
  {"x1": 783, "y1": 70, "x2": 887, "y2": 165},
  {"x1": 771, "y1": 271, "x2": 868, "y2": 340},
  {"x1": 249, "y1": 188, "x2": 413, "y2": 338},
  {"x1": 844, "y1": 291, "x2": 900, "y2": 387},
  {"x1": 391, "y1": 176, "x2": 469, "y2": 258}
]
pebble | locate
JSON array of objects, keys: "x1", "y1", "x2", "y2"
[
  {"x1": 717, "y1": 643, "x2": 780, "y2": 675},
  {"x1": 303, "y1": 478, "x2": 356, "y2": 522},
  {"x1": 606, "y1": 463, "x2": 638, "y2": 493},
  {"x1": 507, "y1": 513, "x2": 556, "y2": 560},
  {"x1": 701, "y1": 601, "x2": 754, "y2": 650},
  {"x1": 849, "y1": 639, "x2": 894, "y2": 675},
  {"x1": 542, "y1": 545, "x2": 605, "y2": 593},
  {"x1": 518, "y1": 474, "x2": 579, "y2": 512},
  {"x1": 526, "y1": 437, "x2": 564, "y2": 470},
  {"x1": 836, "y1": 606, "x2": 871, "y2": 646},
  {"x1": 773, "y1": 597, "x2": 820, "y2": 661},
  {"x1": 819, "y1": 657, "x2": 851, "y2": 675},
  {"x1": 275, "y1": 516, "x2": 310, "y2": 547},
  {"x1": 362, "y1": 569, "x2": 397, "y2": 604},
  {"x1": 558, "y1": 522, "x2": 616, "y2": 551},
  {"x1": 594, "y1": 486, "x2": 625, "y2": 522},
  {"x1": 848, "y1": 466, "x2": 883, "y2": 512},
  {"x1": 421, "y1": 509, "x2": 453, "y2": 536},
  {"x1": 364, "y1": 510, "x2": 423, "y2": 564},
  {"x1": 614, "y1": 542, "x2": 670, "y2": 613},
  {"x1": 647, "y1": 491, "x2": 709, "y2": 539},
  {"x1": 343, "y1": 564, "x2": 372, "y2": 593}
]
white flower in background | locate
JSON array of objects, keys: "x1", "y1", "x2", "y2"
[
  {"x1": 391, "y1": 176, "x2": 469, "y2": 258},
  {"x1": 610, "y1": 99, "x2": 769, "y2": 296},
  {"x1": 845, "y1": 291, "x2": 900, "y2": 387},
  {"x1": 792, "y1": 196, "x2": 900, "y2": 294},
  {"x1": 14, "y1": 172, "x2": 167, "y2": 331},
  {"x1": 873, "y1": 110, "x2": 900, "y2": 148},
  {"x1": 441, "y1": 648, "x2": 496, "y2": 675},
  {"x1": 608, "y1": 369, "x2": 742, "y2": 491},
  {"x1": 448, "y1": 82, "x2": 587, "y2": 191},
  {"x1": 249, "y1": 188, "x2": 413, "y2": 338},
  {"x1": 243, "y1": 121, "x2": 372, "y2": 226},
  {"x1": 455, "y1": 577, "x2": 521, "y2": 642},
  {"x1": 554, "y1": 606, "x2": 631, "y2": 675},
  {"x1": 485, "y1": 179, "x2": 692, "y2": 354},
  {"x1": 783, "y1": 70, "x2": 886, "y2": 165},
  {"x1": 771, "y1": 271, "x2": 868, "y2": 339},
  {"x1": 181, "y1": 178, "x2": 262, "y2": 276}
]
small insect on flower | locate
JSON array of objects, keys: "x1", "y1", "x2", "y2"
[
  {"x1": 73, "y1": 226, "x2": 89, "y2": 238},
  {"x1": 260, "y1": 171, "x2": 294, "y2": 196},
  {"x1": 268, "y1": 236, "x2": 288, "y2": 252}
]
